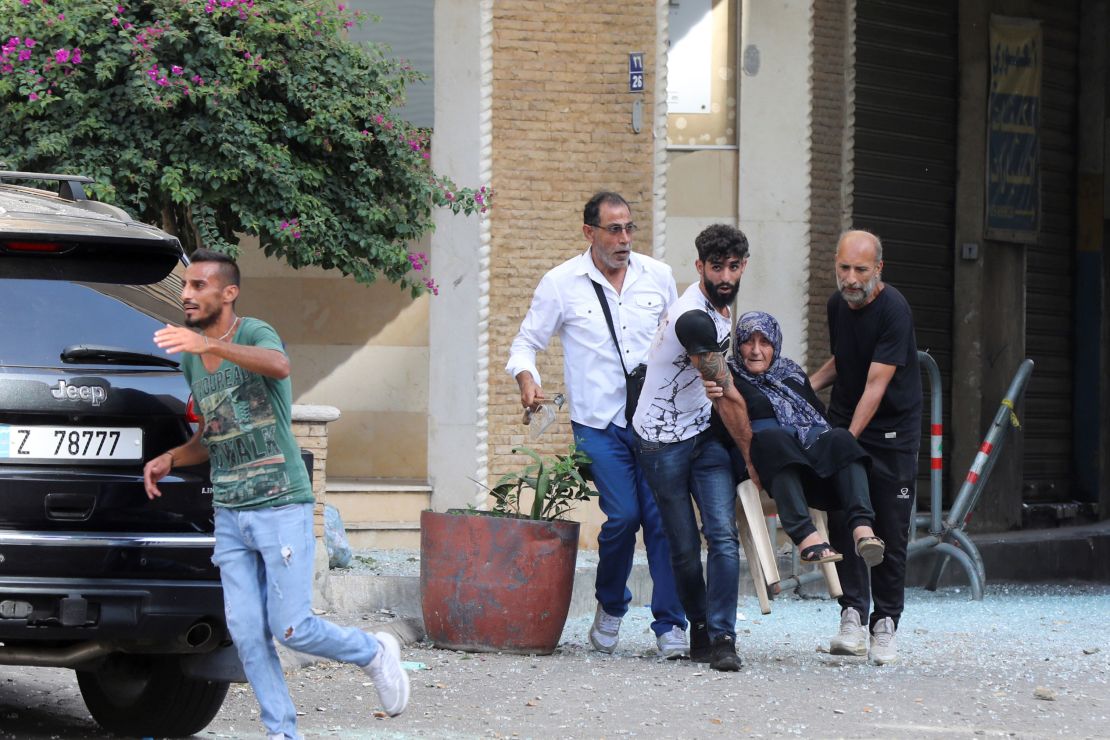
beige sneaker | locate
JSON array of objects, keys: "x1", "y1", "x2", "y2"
[
  {"x1": 869, "y1": 617, "x2": 898, "y2": 665},
  {"x1": 829, "y1": 608, "x2": 868, "y2": 656}
]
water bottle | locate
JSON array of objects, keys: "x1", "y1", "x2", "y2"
[{"x1": 523, "y1": 393, "x2": 566, "y2": 438}]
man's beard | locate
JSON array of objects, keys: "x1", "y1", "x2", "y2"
[
  {"x1": 703, "y1": 276, "x2": 739, "y2": 309},
  {"x1": 184, "y1": 310, "x2": 218, "y2": 330},
  {"x1": 837, "y1": 272, "x2": 881, "y2": 308}
]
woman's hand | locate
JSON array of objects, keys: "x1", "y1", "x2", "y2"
[{"x1": 703, "y1": 378, "x2": 724, "y2": 400}]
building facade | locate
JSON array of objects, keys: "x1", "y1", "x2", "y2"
[{"x1": 243, "y1": 0, "x2": 1110, "y2": 546}]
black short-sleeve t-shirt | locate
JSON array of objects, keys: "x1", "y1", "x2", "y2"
[{"x1": 826, "y1": 284, "x2": 922, "y2": 453}]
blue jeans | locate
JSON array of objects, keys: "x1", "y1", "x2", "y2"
[
  {"x1": 636, "y1": 429, "x2": 739, "y2": 641},
  {"x1": 572, "y1": 421, "x2": 686, "y2": 636},
  {"x1": 212, "y1": 503, "x2": 380, "y2": 740}
]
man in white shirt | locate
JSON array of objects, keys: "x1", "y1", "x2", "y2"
[
  {"x1": 506, "y1": 191, "x2": 688, "y2": 658},
  {"x1": 633, "y1": 224, "x2": 751, "y2": 671}
]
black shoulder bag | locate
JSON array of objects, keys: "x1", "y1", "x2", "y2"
[{"x1": 591, "y1": 281, "x2": 647, "y2": 425}]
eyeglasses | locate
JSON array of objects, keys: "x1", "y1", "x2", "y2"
[{"x1": 588, "y1": 222, "x2": 639, "y2": 235}]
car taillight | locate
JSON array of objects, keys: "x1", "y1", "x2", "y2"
[
  {"x1": 3, "y1": 240, "x2": 71, "y2": 253},
  {"x1": 185, "y1": 395, "x2": 200, "y2": 424}
]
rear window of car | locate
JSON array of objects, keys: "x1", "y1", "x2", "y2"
[{"x1": 0, "y1": 267, "x2": 185, "y2": 368}]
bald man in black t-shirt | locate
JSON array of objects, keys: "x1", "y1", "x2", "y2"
[{"x1": 810, "y1": 229, "x2": 922, "y2": 666}]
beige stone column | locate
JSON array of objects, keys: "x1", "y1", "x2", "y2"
[{"x1": 291, "y1": 404, "x2": 341, "y2": 606}]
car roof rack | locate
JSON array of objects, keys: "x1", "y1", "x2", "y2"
[{"x1": 0, "y1": 170, "x2": 95, "y2": 202}]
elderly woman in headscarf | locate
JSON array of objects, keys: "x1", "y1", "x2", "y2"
[{"x1": 722, "y1": 311, "x2": 885, "y2": 566}]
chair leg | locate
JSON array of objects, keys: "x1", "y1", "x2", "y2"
[
  {"x1": 736, "y1": 503, "x2": 772, "y2": 614},
  {"x1": 809, "y1": 508, "x2": 843, "y2": 598},
  {"x1": 737, "y1": 480, "x2": 781, "y2": 585}
]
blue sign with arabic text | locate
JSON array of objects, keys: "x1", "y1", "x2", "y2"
[{"x1": 986, "y1": 16, "x2": 1042, "y2": 243}]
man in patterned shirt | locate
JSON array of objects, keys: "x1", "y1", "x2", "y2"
[
  {"x1": 143, "y1": 249, "x2": 408, "y2": 739},
  {"x1": 633, "y1": 224, "x2": 753, "y2": 672}
]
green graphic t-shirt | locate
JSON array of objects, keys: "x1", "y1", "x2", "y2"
[{"x1": 181, "y1": 317, "x2": 313, "y2": 509}]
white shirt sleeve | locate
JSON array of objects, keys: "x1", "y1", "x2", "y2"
[
  {"x1": 665, "y1": 270, "x2": 678, "y2": 309},
  {"x1": 506, "y1": 272, "x2": 564, "y2": 388}
]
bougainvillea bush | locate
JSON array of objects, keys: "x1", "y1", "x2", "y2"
[{"x1": 0, "y1": 0, "x2": 488, "y2": 295}]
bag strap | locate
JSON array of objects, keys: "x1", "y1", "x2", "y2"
[{"x1": 591, "y1": 280, "x2": 630, "y2": 376}]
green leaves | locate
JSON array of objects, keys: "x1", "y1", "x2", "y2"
[
  {"x1": 488, "y1": 445, "x2": 595, "y2": 521},
  {"x1": 0, "y1": 0, "x2": 490, "y2": 295}
]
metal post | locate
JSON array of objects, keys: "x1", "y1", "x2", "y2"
[
  {"x1": 917, "y1": 351, "x2": 945, "y2": 536},
  {"x1": 944, "y1": 359, "x2": 1034, "y2": 529},
  {"x1": 924, "y1": 359, "x2": 1034, "y2": 595}
]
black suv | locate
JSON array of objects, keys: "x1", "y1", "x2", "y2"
[{"x1": 0, "y1": 171, "x2": 240, "y2": 737}]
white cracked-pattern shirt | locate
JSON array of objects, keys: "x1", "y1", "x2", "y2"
[{"x1": 633, "y1": 282, "x2": 732, "y2": 444}]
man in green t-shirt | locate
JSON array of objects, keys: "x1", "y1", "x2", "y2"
[{"x1": 143, "y1": 249, "x2": 408, "y2": 737}]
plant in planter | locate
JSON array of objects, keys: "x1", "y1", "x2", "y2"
[{"x1": 420, "y1": 445, "x2": 593, "y2": 655}]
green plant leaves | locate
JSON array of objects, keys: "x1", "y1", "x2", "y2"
[{"x1": 487, "y1": 445, "x2": 595, "y2": 521}]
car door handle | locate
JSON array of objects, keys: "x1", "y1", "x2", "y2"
[{"x1": 45, "y1": 493, "x2": 96, "y2": 521}]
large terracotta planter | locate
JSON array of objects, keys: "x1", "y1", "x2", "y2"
[{"x1": 420, "y1": 509, "x2": 580, "y2": 655}]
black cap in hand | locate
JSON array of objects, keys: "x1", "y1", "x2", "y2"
[{"x1": 675, "y1": 310, "x2": 722, "y2": 355}]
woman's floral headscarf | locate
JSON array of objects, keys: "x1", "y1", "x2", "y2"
[{"x1": 729, "y1": 311, "x2": 828, "y2": 445}]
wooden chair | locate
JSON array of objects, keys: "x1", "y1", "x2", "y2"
[{"x1": 735, "y1": 479, "x2": 842, "y2": 614}]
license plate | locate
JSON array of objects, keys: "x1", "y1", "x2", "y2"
[{"x1": 0, "y1": 425, "x2": 143, "y2": 462}]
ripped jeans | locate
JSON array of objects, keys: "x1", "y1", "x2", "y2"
[{"x1": 212, "y1": 503, "x2": 380, "y2": 740}]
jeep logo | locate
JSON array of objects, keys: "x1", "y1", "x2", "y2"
[{"x1": 50, "y1": 380, "x2": 107, "y2": 407}]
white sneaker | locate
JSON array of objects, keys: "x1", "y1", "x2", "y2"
[
  {"x1": 362, "y1": 631, "x2": 410, "y2": 716},
  {"x1": 869, "y1": 617, "x2": 898, "y2": 665},
  {"x1": 588, "y1": 603, "x2": 622, "y2": 654},
  {"x1": 655, "y1": 625, "x2": 689, "y2": 659},
  {"x1": 829, "y1": 607, "x2": 868, "y2": 656}
]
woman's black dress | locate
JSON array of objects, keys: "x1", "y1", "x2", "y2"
[{"x1": 732, "y1": 373, "x2": 869, "y2": 512}]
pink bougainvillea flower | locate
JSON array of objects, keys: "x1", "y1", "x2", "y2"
[
  {"x1": 171, "y1": 65, "x2": 183, "y2": 75},
  {"x1": 71, "y1": 48, "x2": 82, "y2": 63},
  {"x1": 28, "y1": 92, "x2": 38, "y2": 101},
  {"x1": 54, "y1": 48, "x2": 70, "y2": 64}
]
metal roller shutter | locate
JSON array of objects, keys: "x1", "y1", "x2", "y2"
[
  {"x1": 852, "y1": 0, "x2": 959, "y2": 502},
  {"x1": 1022, "y1": 1, "x2": 1078, "y2": 502}
]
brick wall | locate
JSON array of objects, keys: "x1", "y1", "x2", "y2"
[
  {"x1": 808, "y1": 0, "x2": 853, "y2": 371},
  {"x1": 486, "y1": 1, "x2": 660, "y2": 481}
]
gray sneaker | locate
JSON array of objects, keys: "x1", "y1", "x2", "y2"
[
  {"x1": 869, "y1": 616, "x2": 898, "y2": 665},
  {"x1": 829, "y1": 608, "x2": 868, "y2": 656},
  {"x1": 655, "y1": 625, "x2": 689, "y2": 659},
  {"x1": 589, "y1": 603, "x2": 622, "y2": 654}
]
